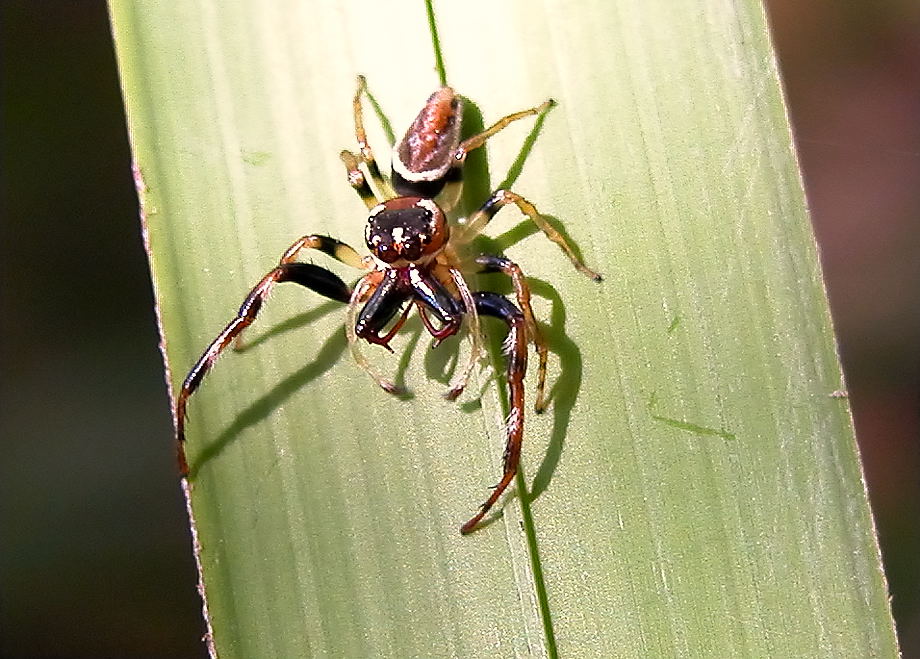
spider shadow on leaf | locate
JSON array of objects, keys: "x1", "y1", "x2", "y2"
[
  {"x1": 188, "y1": 318, "x2": 349, "y2": 480},
  {"x1": 228, "y1": 299, "x2": 341, "y2": 352}
]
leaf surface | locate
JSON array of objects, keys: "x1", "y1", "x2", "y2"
[{"x1": 110, "y1": 1, "x2": 898, "y2": 656}]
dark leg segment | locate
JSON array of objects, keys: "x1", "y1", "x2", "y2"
[
  {"x1": 280, "y1": 235, "x2": 365, "y2": 270},
  {"x1": 175, "y1": 263, "x2": 351, "y2": 474},
  {"x1": 476, "y1": 253, "x2": 550, "y2": 412},
  {"x1": 460, "y1": 291, "x2": 528, "y2": 535},
  {"x1": 232, "y1": 235, "x2": 363, "y2": 352},
  {"x1": 409, "y1": 266, "x2": 464, "y2": 344},
  {"x1": 354, "y1": 267, "x2": 412, "y2": 351}
]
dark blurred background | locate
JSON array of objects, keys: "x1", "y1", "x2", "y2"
[{"x1": 1, "y1": 2, "x2": 917, "y2": 657}]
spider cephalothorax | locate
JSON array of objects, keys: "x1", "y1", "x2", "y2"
[
  {"x1": 176, "y1": 76, "x2": 600, "y2": 534},
  {"x1": 365, "y1": 197, "x2": 448, "y2": 265}
]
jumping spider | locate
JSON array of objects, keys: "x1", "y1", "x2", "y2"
[{"x1": 176, "y1": 76, "x2": 600, "y2": 534}]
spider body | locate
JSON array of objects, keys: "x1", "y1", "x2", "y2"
[
  {"x1": 176, "y1": 77, "x2": 599, "y2": 534},
  {"x1": 391, "y1": 86, "x2": 461, "y2": 195}
]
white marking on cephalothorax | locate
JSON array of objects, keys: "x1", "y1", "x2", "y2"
[{"x1": 415, "y1": 198, "x2": 441, "y2": 217}]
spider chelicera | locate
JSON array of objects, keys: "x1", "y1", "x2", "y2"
[{"x1": 176, "y1": 76, "x2": 601, "y2": 534}]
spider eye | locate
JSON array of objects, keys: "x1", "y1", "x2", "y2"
[{"x1": 402, "y1": 238, "x2": 423, "y2": 261}]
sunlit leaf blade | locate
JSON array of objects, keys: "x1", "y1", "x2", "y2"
[{"x1": 110, "y1": 0, "x2": 898, "y2": 656}]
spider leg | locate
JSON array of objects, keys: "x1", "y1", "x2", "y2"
[
  {"x1": 175, "y1": 263, "x2": 351, "y2": 474},
  {"x1": 435, "y1": 98, "x2": 553, "y2": 214},
  {"x1": 441, "y1": 266, "x2": 482, "y2": 401},
  {"x1": 341, "y1": 75, "x2": 395, "y2": 203},
  {"x1": 279, "y1": 234, "x2": 366, "y2": 269},
  {"x1": 458, "y1": 189, "x2": 601, "y2": 281},
  {"x1": 475, "y1": 254, "x2": 549, "y2": 412},
  {"x1": 340, "y1": 150, "x2": 379, "y2": 210},
  {"x1": 232, "y1": 235, "x2": 366, "y2": 351},
  {"x1": 455, "y1": 99, "x2": 554, "y2": 161},
  {"x1": 345, "y1": 270, "x2": 405, "y2": 395},
  {"x1": 460, "y1": 291, "x2": 528, "y2": 535}
]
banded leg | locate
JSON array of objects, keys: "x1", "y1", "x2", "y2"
[
  {"x1": 279, "y1": 234, "x2": 366, "y2": 269},
  {"x1": 175, "y1": 263, "x2": 352, "y2": 474},
  {"x1": 435, "y1": 99, "x2": 554, "y2": 214},
  {"x1": 344, "y1": 75, "x2": 393, "y2": 200},
  {"x1": 232, "y1": 234, "x2": 366, "y2": 351},
  {"x1": 460, "y1": 291, "x2": 528, "y2": 535},
  {"x1": 460, "y1": 189, "x2": 602, "y2": 281},
  {"x1": 340, "y1": 150, "x2": 379, "y2": 210},
  {"x1": 476, "y1": 254, "x2": 549, "y2": 412}
]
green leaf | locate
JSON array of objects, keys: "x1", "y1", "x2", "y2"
[{"x1": 110, "y1": 0, "x2": 898, "y2": 656}]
